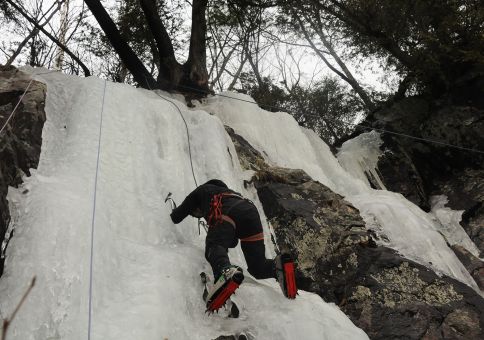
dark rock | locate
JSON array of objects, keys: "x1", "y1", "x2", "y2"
[
  {"x1": 436, "y1": 169, "x2": 484, "y2": 257},
  {"x1": 358, "y1": 94, "x2": 484, "y2": 255},
  {"x1": 225, "y1": 126, "x2": 266, "y2": 171},
  {"x1": 252, "y1": 167, "x2": 484, "y2": 340},
  {"x1": 0, "y1": 65, "x2": 46, "y2": 276},
  {"x1": 377, "y1": 137, "x2": 429, "y2": 210},
  {"x1": 451, "y1": 245, "x2": 484, "y2": 291}
]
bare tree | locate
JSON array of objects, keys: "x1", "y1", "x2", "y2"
[
  {"x1": 5, "y1": 0, "x2": 90, "y2": 76},
  {"x1": 5, "y1": 1, "x2": 64, "y2": 66},
  {"x1": 54, "y1": 0, "x2": 69, "y2": 69},
  {"x1": 205, "y1": 1, "x2": 275, "y2": 91},
  {"x1": 291, "y1": 9, "x2": 375, "y2": 111},
  {"x1": 83, "y1": 0, "x2": 210, "y2": 93},
  {"x1": 206, "y1": 18, "x2": 240, "y2": 90}
]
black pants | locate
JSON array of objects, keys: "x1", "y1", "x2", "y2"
[{"x1": 205, "y1": 222, "x2": 275, "y2": 280}]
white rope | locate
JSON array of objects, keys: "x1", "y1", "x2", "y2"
[{"x1": 87, "y1": 79, "x2": 107, "y2": 340}]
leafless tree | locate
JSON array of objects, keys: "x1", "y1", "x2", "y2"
[
  {"x1": 291, "y1": 8, "x2": 375, "y2": 111},
  {"x1": 54, "y1": 0, "x2": 70, "y2": 69},
  {"x1": 206, "y1": 1, "x2": 274, "y2": 92},
  {"x1": 5, "y1": 1, "x2": 64, "y2": 66},
  {"x1": 5, "y1": 0, "x2": 90, "y2": 75}
]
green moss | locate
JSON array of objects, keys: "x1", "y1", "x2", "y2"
[
  {"x1": 347, "y1": 253, "x2": 359, "y2": 269},
  {"x1": 350, "y1": 285, "x2": 372, "y2": 302},
  {"x1": 288, "y1": 217, "x2": 330, "y2": 277},
  {"x1": 371, "y1": 262, "x2": 463, "y2": 307}
]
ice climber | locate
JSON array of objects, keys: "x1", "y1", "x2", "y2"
[{"x1": 170, "y1": 179, "x2": 297, "y2": 312}]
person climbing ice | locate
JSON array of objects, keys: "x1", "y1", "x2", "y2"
[{"x1": 169, "y1": 179, "x2": 297, "y2": 312}]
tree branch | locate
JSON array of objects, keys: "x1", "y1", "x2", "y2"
[
  {"x1": 84, "y1": 0, "x2": 156, "y2": 87},
  {"x1": 6, "y1": 0, "x2": 91, "y2": 76},
  {"x1": 293, "y1": 12, "x2": 349, "y2": 83},
  {"x1": 7, "y1": 0, "x2": 64, "y2": 66},
  {"x1": 313, "y1": 0, "x2": 414, "y2": 68},
  {"x1": 138, "y1": 0, "x2": 177, "y2": 63},
  {"x1": 311, "y1": 13, "x2": 374, "y2": 110}
]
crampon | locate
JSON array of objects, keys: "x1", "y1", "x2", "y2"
[
  {"x1": 201, "y1": 269, "x2": 243, "y2": 316},
  {"x1": 276, "y1": 254, "x2": 297, "y2": 299}
]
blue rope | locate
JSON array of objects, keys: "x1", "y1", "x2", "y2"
[
  {"x1": 88, "y1": 79, "x2": 107, "y2": 340},
  {"x1": 143, "y1": 78, "x2": 198, "y2": 187}
]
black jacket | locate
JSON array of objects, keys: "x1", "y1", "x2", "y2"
[{"x1": 170, "y1": 180, "x2": 240, "y2": 224}]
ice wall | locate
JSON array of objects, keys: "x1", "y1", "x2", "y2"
[
  {"x1": 202, "y1": 91, "x2": 480, "y2": 292},
  {"x1": 0, "y1": 71, "x2": 368, "y2": 340}
]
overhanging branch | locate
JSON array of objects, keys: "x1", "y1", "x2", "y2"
[{"x1": 5, "y1": 0, "x2": 91, "y2": 76}]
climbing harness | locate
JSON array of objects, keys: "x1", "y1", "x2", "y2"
[
  {"x1": 206, "y1": 193, "x2": 267, "y2": 243},
  {"x1": 207, "y1": 192, "x2": 246, "y2": 227}
]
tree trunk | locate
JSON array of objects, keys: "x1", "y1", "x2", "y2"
[
  {"x1": 294, "y1": 11, "x2": 374, "y2": 112},
  {"x1": 54, "y1": 0, "x2": 69, "y2": 70},
  {"x1": 314, "y1": 24, "x2": 375, "y2": 111},
  {"x1": 315, "y1": 0, "x2": 415, "y2": 69},
  {"x1": 182, "y1": 0, "x2": 210, "y2": 94},
  {"x1": 7, "y1": 28, "x2": 39, "y2": 66},
  {"x1": 84, "y1": 0, "x2": 154, "y2": 85},
  {"x1": 139, "y1": 0, "x2": 210, "y2": 95},
  {"x1": 85, "y1": 0, "x2": 210, "y2": 94},
  {"x1": 227, "y1": 53, "x2": 248, "y2": 90},
  {"x1": 138, "y1": 0, "x2": 180, "y2": 89}
]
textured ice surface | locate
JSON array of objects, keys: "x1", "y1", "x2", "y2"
[
  {"x1": 0, "y1": 71, "x2": 368, "y2": 340},
  {"x1": 202, "y1": 91, "x2": 479, "y2": 293}
]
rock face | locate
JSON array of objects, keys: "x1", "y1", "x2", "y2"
[
  {"x1": 358, "y1": 95, "x2": 484, "y2": 256},
  {"x1": 437, "y1": 169, "x2": 484, "y2": 257},
  {"x1": 252, "y1": 167, "x2": 484, "y2": 340},
  {"x1": 225, "y1": 126, "x2": 266, "y2": 171},
  {"x1": 451, "y1": 245, "x2": 484, "y2": 291},
  {"x1": 225, "y1": 128, "x2": 484, "y2": 339},
  {"x1": 0, "y1": 65, "x2": 46, "y2": 276}
]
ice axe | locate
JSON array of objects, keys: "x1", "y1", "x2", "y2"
[
  {"x1": 164, "y1": 192, "x2": 177, "y2": 211},
  {"x1": 165, "y1": 192, "x2": 205, "y2": 235}
]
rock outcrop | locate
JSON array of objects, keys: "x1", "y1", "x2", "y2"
[
  {"x1": 225, "y1": 128, "x2": 484, "y2": 339},
  {"x1": 225, "y1": 126, "x2": 266, "y2": 171},
  {"x1": 253, "y1": 167, "x2": 484, "y2": 340},
  {"x1": 0, "y1": 65, "x2": 46, "y2": 276},
  {"x1": 451, "y1": 245, "x2": 484, "y2": 291},
  {"x1": 351, "y1": 94, "x2": 484, "y2": 257}
]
